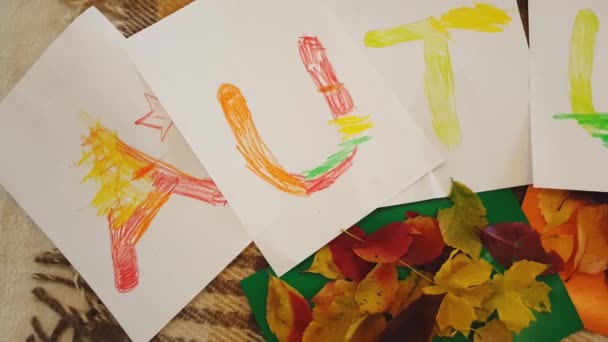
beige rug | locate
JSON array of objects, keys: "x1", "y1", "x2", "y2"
[{"x1": 0, "y1": 0, "x2": 605, "y2": 341}]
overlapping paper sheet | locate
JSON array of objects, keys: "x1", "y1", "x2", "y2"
[
  {"x1": 530, "y1": 0, "x2": 608, "y2": 192},
  {"x1": 128, "y1": 0, "x2": 443, "y2": 275},
  {"x1": 331, "y1": 0, "x2": 531, "y2": 204},
  {"x1": 0, "y1": 9, "x2": 250, "y2": 341}
]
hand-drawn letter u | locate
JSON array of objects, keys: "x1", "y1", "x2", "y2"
[{"x1": 218, "y1": 36, "x2": 374, "y2": 196}]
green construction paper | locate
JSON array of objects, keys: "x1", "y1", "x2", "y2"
[{"x1": 241, "y1": 189, "x2": 583, "y2": 341}]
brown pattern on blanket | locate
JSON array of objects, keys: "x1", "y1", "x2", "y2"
[{"x1": 27, "y1": 245, "x2": 267, "y2": 341}]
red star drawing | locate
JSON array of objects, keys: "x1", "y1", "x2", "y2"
[{"x1": 134, "y1": 93, "x2": 175, "y2": 142}]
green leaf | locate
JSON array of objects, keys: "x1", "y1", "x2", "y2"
[{"x1": 437, "y1": 180, "x2": 488, "y2": 258}]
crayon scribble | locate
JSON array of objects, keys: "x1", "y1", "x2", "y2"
[
  {"x1": 218, "y1": 36, "x2": 373, "y2": 196},
  {"x1": 134, "y1": 93, "x2": 175, "y2": 142},
  {"x1": 553, "y1": 9, "x2": 608, "y2": 147},
  {"x1": 364, "y1": 3, "x2": 512, "y2": 148},
  {"x1": 79, "y1": 115, "x2": 225, "y2": 293}
]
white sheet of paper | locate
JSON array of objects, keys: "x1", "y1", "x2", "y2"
[
  {"x1": 531, "y1": 1, "x2": 608, "y2": 192},
  {"x1": 0, "y1": 9, "x2": 250, "y2": 341},
  {"x1": 128, "y1": 0, "x2": 443, "y2": 275},
  {"x1": 331, "y1": 0, "x2": 531, "y2": 204}
]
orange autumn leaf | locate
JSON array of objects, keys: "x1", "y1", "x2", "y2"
[
  {"x1": 523, "y1": 186, "x2": 577, "y2": 269},
  {"x1": 537, "y1": 188, "x2": 581, "y2": 227},
  {"x1": 311, "y1": 279, "x2": 357, "y2": 307},
  {"x1": 401, "y1": 216, "x2": 446, "y2": 266},
  {"x1": 355, "y1": 263, "x2": 399, "y2": 314},
  {"x1": 266, "y1": 275, "x2": 313, "y2": 342},
  {"x1": 523, "y1": 186, "x2": 608, "y2": 335},
  {"x1": 564, "y1": 272, "x2": 608, "y2": 336},
  {"x1": 542, "y1": 234, "x2": 574, "y2": 266},
  {"x1": 353, "y1": 222, "x2": 414, "y2": 263},
  {"x1": 574, "y1": 205, "x2": 608, "y2": 274},
  {"x1": 522, "y1": 186, "x2": 546, "y2": 232}
]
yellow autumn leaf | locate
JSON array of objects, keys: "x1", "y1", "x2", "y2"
[
  {"x1": 355, "y1": 263, "x2": 399, "y2": 314},
  {"x1": 437, "y1": 180, "x2": 488, "y2": 258},
  {"x1": 474, "y1": 320, "x2": 513, "y2": 342},
  {"x1": 427, "y1": 251, "x2": 493, "y2": 293},
  {"x1": 485, "y1": 261, "x2": 551, "y2": 333},
  {"x1": 435, "y1": 326, "x2": 457, "y2": 338},
  {"x1": 575, "y1": 205, "x2": 608, "y2": 274},
  {"x1": 345, "y1": 314, "x2": 387, "y2": 342},
  {"x1": 423, "y1": 251, "x2": 493, "y2": 335},
  {"x1": 311, "y1": 279, "x2": 357, "y2": 307},
  {"x1": 267, "y1": 275, "x2": 313, "y2": 342},
  {"x1": 305, "y1": 246, "x2": 344, "y2": 279},
  {"x1": 537, "y1": 189, "x2": 580, "y2": 228},
  {"x1": 302, "y1": 290, "x2": 360, "y2": 342},
  {"x1": 437, "y1": 293, "x2": 478, "y2": 334},
  {"x1": 388, "y1": 273, "x2": 431, "y2": 317}
]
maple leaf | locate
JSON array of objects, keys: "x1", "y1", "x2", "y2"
[
  {"x1": 474, "y1": 320, "x2": 512, "y2": 342},
  {"x1": 388, "y1": 272, "x2": 432, "y2": 317},
  {"x1": 305, "y1": 246, "x2": 344, "y2": 279},
  {"x1": 345, "y1": 314, "x2": 387, "y2": 342},
  {"x1": 437, "y1": 180, "x2": 488, "y2": 258},
  {"x1": 574, "y1": 205, "x2": 608, "y2": 274},
  {"x1": 481, "y1": 222, "x2": 562, "y2": 274},
  {"x1": 329, "y1": 226, "x2": 374, "y2": 280},
  {"x1": 355, "y1": 263, "x2": 399, "y2": 314},
  {"x1": 423, "y1": 251, "x2": 494, "y2": 335},
  {"x1": 402, "y1": 216, "x2": 445, "y2": 266},
  {"x1": 379, "y1": 294, "x2": 445, "y2": 342},
  {"x1": 484, "y1": 260, "x2": 551, "y2": 333},
  {"x1": 537, "y1": 189, "x2": 581, "y2": 228},
  {"x1": 353, "y1": 222, "x2": 414, "y2": 263},
  {"x1": 311, "y1": 279, "x2": 357, "y2": 307},
  {"x1": 266, "y1": 275, "x2": 313, "y2": 342}
]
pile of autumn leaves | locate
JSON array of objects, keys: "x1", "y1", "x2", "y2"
[{"x1": 266, "y1": 182, "x2": 558, "y2": 342}]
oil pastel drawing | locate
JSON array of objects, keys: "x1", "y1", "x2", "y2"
[
  {"x1": 78, "y1": 104, "x2": 225, "y2": 293},
  {"x1": 364, "y1": 3, "x2": 511, "y2": 148},
  {"x1": 218, "y1": 36, "x2": 373, "y2": 196},
  {"x1": 134, "y1": 93, "x2": 175, "y2": 142},
  {"x1": 553, "y1": 9, "x2": 608, "y2": 147}
]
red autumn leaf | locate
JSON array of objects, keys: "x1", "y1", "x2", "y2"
[
  {"x1": 405, "y1": 211, "x2": 421, "y2": 219},
  {"x1": 421, "y1": 246, "x2": 455, "y2": 275},
  {"x1": 266, "y1": 275, "x2": 313, "y2": 342},
  {"x1": 379, "y1": 294, "x2": 445, "y2": 342},
  {"x1": 353, "y1": 222, "x2": 414, "y2": 263},
  {"x1": 329, "y1": 226, "x2": 374, "y2": 281},
  {"x1": 480, "y1": 222, "x2": 562, "y2": 274},
  {"x1": 401, "y1": 216, "x2": 446, "y2": 266}
]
